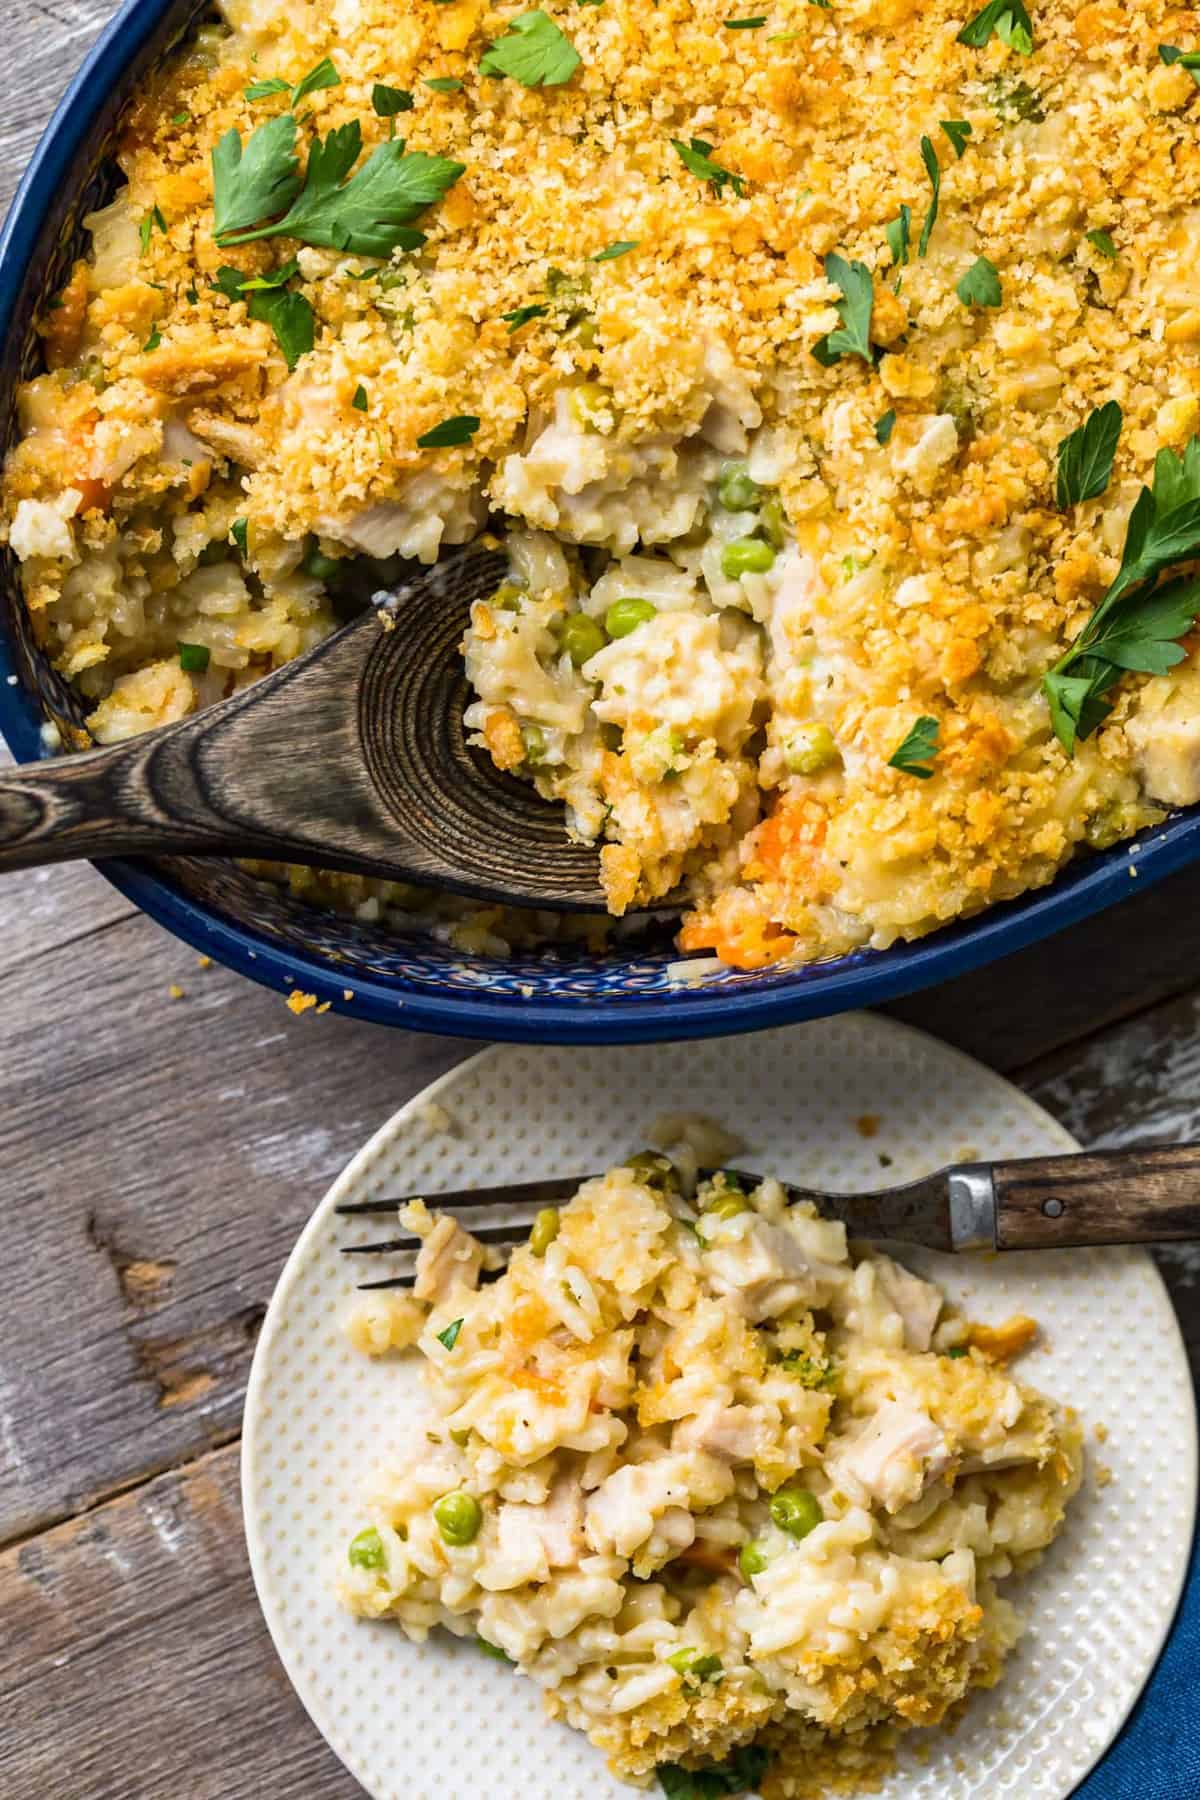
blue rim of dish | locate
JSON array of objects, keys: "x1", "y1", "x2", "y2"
[{"x1": 1, "y1": 0, "x2": 1199, "y2": 1043}]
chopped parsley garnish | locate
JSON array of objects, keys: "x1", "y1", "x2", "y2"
[
  {"x1": 940, "y1": 119, "x2": 973, "y2": 158},
  {"x1": 724, "y1": 15, "x2": 766, "y2": 26},
  {"x1": 351, "y1": 383, "x2": 369, "y2": 410},
  {"x1": 476, "y1": 1636, "x2": 510, "y2": 1659},
  {"x1": 948, "y1": 1346, "x2": 969, "y2": 1358},
  {"x1": 918, "y1": 135, "x2": 940, "y2": 257},
  {"x1": 666, "y1": 1648, "x2": 724, "y2": 1684},
  {"x1": 480, "y1": 10, "x2": 581, "y2": 86},
  {"x1": 780, "y1": 1351, "x2": 837, "y2": 1389},
  {"x1": 418, "y1": 414, "x2": 481, "y2": 448},
  {"x1": 1086, "y1": 229, "x2": 1118, "y2": 260},
  {"x1": 372, "y1": 84, "x2": 415, "y2": 134},
  {"x1": 670, "y1": 137, "x2": 747, "y2": 198},
  {"x1": 230, "y1": 518, "x2": 249, "y2": 555},
  {"x1": 213, "y1": 116, "x2": 465, "y2": 258},
  {"x1": 812, "y1": 253, "x2": 874, "y2": 365},
  {"x1": 178, "y1": 642, "x2": 211, "y2": 673},
  {"x1": 888, "y1": 716, "x2": 940, "y2": 779},
  {"x1": 956, "y1": 255, "x2": 1002, "y2": 308},
  {"x1": 592, "y1": 240, "x2": 639, "y2": 261},
  {"x1": 247, "y1": 56, "x2": 341, "y2": 108},
  {"x1": 212, "y1": 260, "x2": 314, "y2": 369},
  {"x1": 436, "y1": 1317, "x2": 464, "y2": 1349},
  {"x1": 143, "y1": 323, "x2": 162, "y2": 352},
  {"x1": 501, "y1": 302, "x2": 549, "y2": 331},
  {"x1": 875, "y1": 409, "x2": 897, "y2": 445},
  {"x1": 1044, "y1": 435, "x2": 1200, "y2": 752},
  {"x1": 1159, "y1": 45, "x2": 1200, "y2": 83},
  {"x1": 139, "y1": 206, "x2": 166, "y2": 254},
  {"x1": 172, "y1": 110, "x2": 191, "y2": 126},
  {"x1": 957, "y1": 0, "x2": 1034, "y2": 56},
  {"x1": 657, "y1": 1745, "x2": 770, "y2": 1799},
  {"x1": 424, "y1": 76, "x2": 464, "y2": 92},
  {"x1": 985, "y1": 75, "x2": 1045, "y2": 121},
  {"x1": 885, "y1": 205, "x2": 911, "y2": 268},
  {"x1": 1056, "y1": 400, "x2": 1122, "y2": 509}
]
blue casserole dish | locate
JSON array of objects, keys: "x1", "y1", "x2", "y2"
[{"x1": 0, "y1": 0, "x2": 1193, "y2": 1043}]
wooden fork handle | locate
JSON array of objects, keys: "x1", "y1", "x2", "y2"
[{"x1": 991, "y1": 1145, "x2": 1200, "y2": 1249}]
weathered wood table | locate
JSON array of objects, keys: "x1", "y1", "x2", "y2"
[{"x1": 3, "y1": 7, "x2": 1200, "y2": 1795}]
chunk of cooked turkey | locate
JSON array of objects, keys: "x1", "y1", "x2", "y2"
[
  {"x1": 585, "y1": 1458, "x2": 697, "y2": 1560},
  {"x1": 403, "y1": 1205, "x2": 484, "y2": 1303},
  {"x1": 672, "y1": 1397, "x2": 773, "y2": 1464},
  {"x1": 871, "y1": 1253, "x2": 943, "y2": 1352},
  {"x1": 830, "y1": 1400, "x2": 951, "y2": 1513},
  {"x1": 484, "y1": 1478, "x2": 586, "y2": 1589},
  {"x1": 702, "y1": 1216, "x2": 840, "y2": 1322}
]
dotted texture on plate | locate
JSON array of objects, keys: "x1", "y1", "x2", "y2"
[{"x1": 241, "y1": 1016, "x2": 1197, "y2": 1800}]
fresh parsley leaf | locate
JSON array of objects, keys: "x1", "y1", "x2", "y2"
[
  {"x1": 247, "y1": 287, "x2": 315, "y2": 370},
  {"x1": 418, "y1": 414, "x2": 480, "y2": 448},
  {"x1": 1086, "y1": 228, "x2": 1118, "y2": 260},
  {"x1": 724, "y1": 15, "x2": 766, "y2": 25},
  {"x1": 172, "y1": 110, "x2": 192, "y2": 125},
  {"x1": 178, "y1": 641, "x2": 211, "y2": 673},
  {"x1": 501, "y1": 302, "x2": 549, "y2": 331},
  {"x1": 888, "y1": 716, "x2": 940, "y2": 779},
  {"x1": 217, "y1": 120, "x2": 465, "y2": 258},
  {"x1": 885, "y1": 205, "x2": 911, "y2": 268},
  {"x1": 592, "y1": 239, "x2": 639, "y2": 260},
  {"x1": 1055, "y1": 400, "x2": 1122, "y2": 509},
  {"x1": 958, "y1": 0, "x2": 1034, "y2": 56},
  {"x1": 1160, "y1": 45, "x2": 1200, "y2": 82},
  {"x1": 436, "y1": 1317, "x2": 464, "y2": 1349},
  {"x1": 875, "y1": 408, "x2": 897, "y2": 445},
  {"x1": 1044, "y1": 436, "x2": 1200, "y2": 750},
  {"x1": 230, "y1": 518, "x2": 249, "y2": 555},
  {"x1": 291, "y1": 56, "x2": 341, "y2": 108},
  {"x1": 956, "y1": 255, "x2": 1002, "y2": 307},
  {"x1": 425, "y1": 76, "x2": 464, "y2": 92},
  {"x1": 941, "y1": 119, "x2": 973, "y2": 158},
  {"x1": 373, "y1": 83, "x2": 415, "y2": 116},
  {"x1": 138, "y1": 205, "x2": 166, "y2": 254},
  {"x1": 212, "y1": 113, "x2": 303, "y2": 241},
  {"x1": 143, "y1": 323, "x2": 162, "y2": 352},
  {"x1": 245, "y1": 77, "x2": 291, "y2": 101},
  {"x1": 812, "y1": 253, "x2": 874, "y2": 365},
  {"x1": 352, "y1": 383, "x2": 368, "y2": 410},
  {"x1": 657, "y1": 1745, "x2": 770, "y2": 1799},
  {"x1": 918, "y1": 136, "x2": 940, "y2": 257},
  {"x1": 670, "y1": 137, "x2": 747, "y2": 198},
  {"x1": 212, "y1": 265, "x2": 250, "y2": 302},
  {"x1": 480, "y1": 10, "x2": 581, "y2": 86}
]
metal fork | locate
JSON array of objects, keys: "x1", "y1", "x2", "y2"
[{"x1": 337, "y1": 1144, "x2": 1200, "y2": 1287}]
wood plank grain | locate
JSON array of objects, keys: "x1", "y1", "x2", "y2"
[
  {"x1": 0, "y1": 1440, "x2": 356, "y2": 1800},
  {"x1": 0, "y1": 1, "x2": 116, "y2": 214},
  {"x1": 0, "y1": 904, "x2": 468, "y2": 1542}
]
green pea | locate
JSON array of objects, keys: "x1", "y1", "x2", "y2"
[
  {"x1": 769, "y1": 1487, "x2": 824, "y2": 1541},
  {"x1": 491, "y1": 580, "x2": 525, "y2": 613},
  {"x1": 702, "y1": 1192, "x2": 751, "y2": 1220},
  {"x1": 625, "y1": 1150, "x2": 680, "y2": 1192},
  {"x1": 529, "y1": 1208, "x2": 560, "y2": 1256},
  {"x1": 348, "y1": 1527, "x2": 386, "y2": 1569},
  {"x1": 605, "y1": 597, "x2": 657, "y2": 639},
  {"x1": 760, "y1": 495, "x2": 788, "y2": 549},
  {"x1": 739, "y1": 1539, "x2": 770, "y2": 1581},
  {"x1": 784, "y1": 723, "x2": 839, "y2": 776},
  {"x1": 717, "y1": 462, "x2": 763, "y2": 511},
  {"x1": 434, "y1": 1491, "x2": 483, "y2": 1546},
  {"x1": 721, "y1": 537, "x2": 776, "y2": 580},
  {"x1": 568, "y1": 381, "x2": 613, "y2": 428},
  {"x1": 378, "y1": 268, "x2": 407, "y2": 292},
  {"x1": 301, "y1": 545, "x2": 343, "y2": 583},
  {"x1": 521, "y1": 723, "x2": 548, "y2": 767},
  {"x1": 559, "y1": 613, "x2": 608, "y2": 667}
]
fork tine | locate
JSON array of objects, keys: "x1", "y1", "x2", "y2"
[
  {"x1": 354, "y1": 1260, "x2": 512, "y2": 1292},
  {"x1": 336, "y1": 1175, "x2": 591, "y2": 1217},
  {"x1": 344, "y1": 1215, "x2": 541, "y2": 1255}
]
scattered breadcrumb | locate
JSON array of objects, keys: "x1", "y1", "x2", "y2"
[
  {"x1": 286, "y1": 989, "x2": 319, "y2": 1015},
  {"x1": 855, "y1": 1114, "x2": 880, "y2": 1140},
  {"x1": 168, "y1": 983, "x2": 185, "y2": 1000}
]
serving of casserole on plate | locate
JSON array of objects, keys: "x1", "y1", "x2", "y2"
[
  {"x1": 5, "y1": 0, "x2": 1200, "y2": 976},
  {"x1": 241, "y1": 1021, "x2": 1197, "y2": 1800}
]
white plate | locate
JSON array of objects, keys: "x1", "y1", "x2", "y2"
[{"x1": 242, "y1": 1018, "x2": 1197, "y2": 1800}]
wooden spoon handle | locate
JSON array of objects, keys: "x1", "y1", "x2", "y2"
[
  {"x1": 0, "y1": 732, "x2": 234, "y2": 871},
  {"x1": 992, "y1": 1145, "x2": 1200, "y2": 1249}
]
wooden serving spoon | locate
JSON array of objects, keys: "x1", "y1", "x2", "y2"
[{"x1": 0, "y1": 546, "x2": 611, "y2": 909}]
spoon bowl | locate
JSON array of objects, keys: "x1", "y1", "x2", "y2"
[{"x1": 0, "y1": 546, "x2": 610, "y2": 910}]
